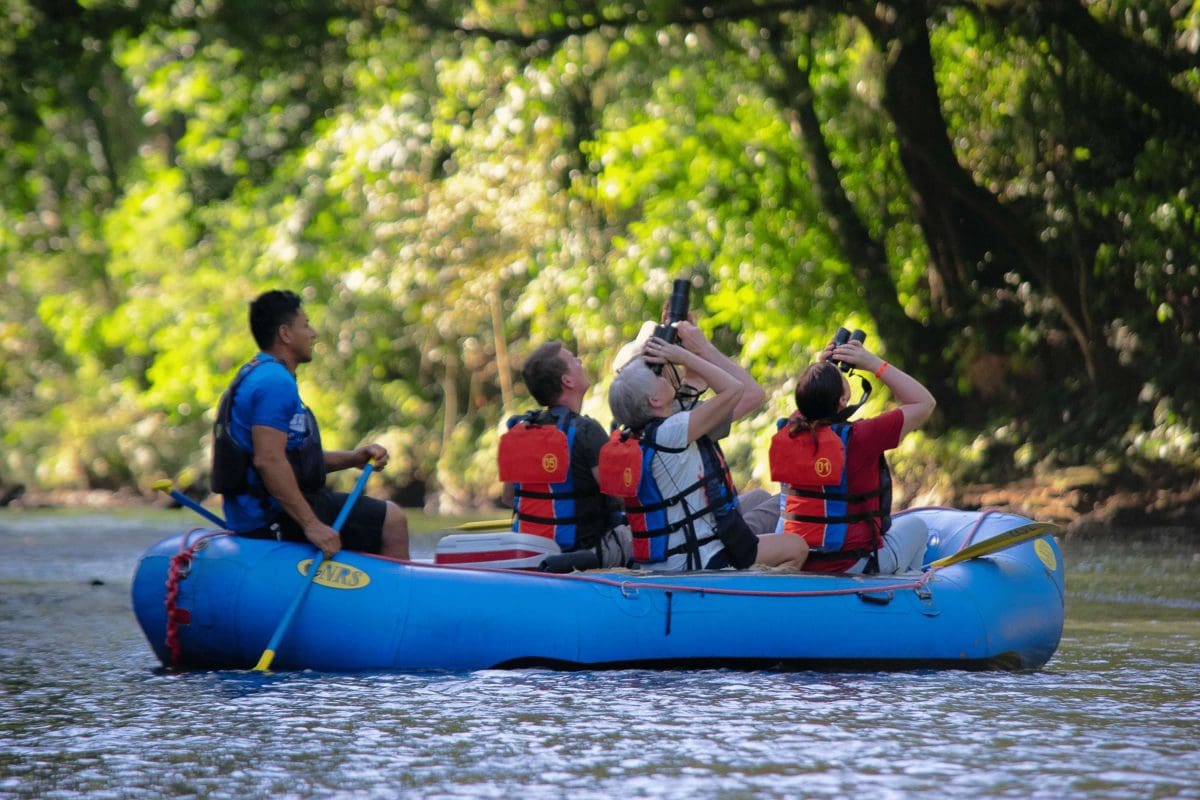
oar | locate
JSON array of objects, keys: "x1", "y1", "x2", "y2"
[
  {"x1": 455, "y1": 518, "x2": 512, "y2": 532},
  {"x1": 253, "y1": 461, "x2": 375, "y2": 672},
  {"x1": 152, "y1": 479, "x2": 228, "y2": 528},
  {"x1": 927, "y1": 521, "x2": 1062, "y2": 569}
]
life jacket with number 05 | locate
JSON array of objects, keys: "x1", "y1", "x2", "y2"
[
  {"x1": 599, "y1": 420, "x2": 738, "y2": 565},
  {"x1": 768, "y1": 420, "x2": 891, "y2": 558},
  {"x1": 498, "y1": 408, "x2": 581, "y2": 549}
]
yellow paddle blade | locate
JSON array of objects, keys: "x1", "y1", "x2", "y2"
[
  {"x1": 151, "y1": 479, "x2": 173, "y2": 492},
  {"x1": 928, "y1": 521, "x2": 1063, "y2": 569},
  {"x1": 253, "y1": 649, "x2": 276, "y2": 673},
  {"x1": 455, "y1": 518, "x2": 513, "y2": 532}
]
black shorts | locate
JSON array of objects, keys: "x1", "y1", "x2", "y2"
[
  {"x1": 243, "y1": 488, "x2": 387, "y2": 554},
  {"x1": 705, "y1": 510, "x2": 759, "y2": 570}
]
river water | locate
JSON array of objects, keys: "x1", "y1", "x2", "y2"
[{"x1": 1, "y1": 510, "x2": 1197, "y2": 799}]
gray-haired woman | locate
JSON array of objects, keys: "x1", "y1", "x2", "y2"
[{"x1": 608, "y1": 321, "x2": 808, "y2": 572}]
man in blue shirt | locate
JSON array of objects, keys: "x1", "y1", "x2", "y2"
[{"x1": 211, "y1": 290, "x2": 409, "y2": 559}]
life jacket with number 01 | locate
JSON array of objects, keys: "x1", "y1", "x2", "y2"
[
  {"x1": 498, "y1": 408, "x2": 582, "y2": 549},
  {"x1": 599, "y1": 419, "x2": 738, "y2": 565},
  {"x1": 210, "y1": 355, "x2": 326, "y2": 497},
  {"x1": 768, "y1": 420, "x2": 891, "y2": 558}
]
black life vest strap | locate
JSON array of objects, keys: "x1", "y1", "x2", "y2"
[
  {"x1": 513, "y1": 486, "x2": 583, "y2": 501},
  {"x1": 784, "y1": 485, "x2": 888, "y2": 504},
  {"x1": 630, "y1": 477, "x2": 704, "y2": 515},
  {"x1": 833, "y1": 375, "x2": 872, "y2": 422},
  {"x1": 666, "y1": 536, "x2": 720, "y2": 559},
  {"x1": 667, "y1": 496, "x2": 719, "y2": 568},
  {"x1": 783, "y1": 509, "x2": 888, "y2": 525},
  {"x1": 804, "y1": 548, "x2": 878, "y2": 563},
  {"x1": 515, "y1": 407, "x2": 568, "y2": 427},
  {"x1": 629, "y1": 500, "x2": 707, "y2": 539},
  {"x1": 516, "y1": 510, "x2": 583, "y2": 526},
  {"x1": 624, "y1": 418, "x2": 688, "y2": 455}
]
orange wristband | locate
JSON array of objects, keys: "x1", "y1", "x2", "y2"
[{"x1": 874, "y1": 361, "x2": 890, "y2": 378}]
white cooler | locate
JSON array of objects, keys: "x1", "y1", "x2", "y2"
[{"x1": 434, "y1": 531, "x2": 562, "y2": 569}]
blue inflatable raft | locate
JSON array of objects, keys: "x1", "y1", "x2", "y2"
[{"x1": 131, "y1": 508, "x2": 1065, "y2": 672}]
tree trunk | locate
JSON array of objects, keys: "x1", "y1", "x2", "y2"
[
  {"x1": 865, "y1": 9, "x2": 1043, "y2": 328},
  {"x1": 761, "y1": 20, "x2": 951, "y2": 401},
  {"x1": 441, "y1": 351, "x2": 459, "y2": 452},
  {"x1": 490, "y1": 286, "x2": 514, "y2": 410}
]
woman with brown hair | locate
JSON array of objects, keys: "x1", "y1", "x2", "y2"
[{"x1": 769, "y1": 336, "x2": 936, "y2": 574}]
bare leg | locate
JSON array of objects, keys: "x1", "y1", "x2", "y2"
[
  {"x1": 753, "y1": 533, "x2": 809, "y2": 571},
  {"x1": 380, "y1": 501, "x2": 410, "y2": 559}
]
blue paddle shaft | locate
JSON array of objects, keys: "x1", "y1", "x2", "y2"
[
  {"x1": 170, "y1": 489, "x2": 228, "y2": 528},
  {"x1": 331, "y1": 462, "x2": 374, "y2": 533},
  {"x1": 254, "y1": 461, "x2": 375, "y2": 671}
]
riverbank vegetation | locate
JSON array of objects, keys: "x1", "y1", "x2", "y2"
[{"x1": 2, "y1": 2, "x2": 1196, "y2": 530}]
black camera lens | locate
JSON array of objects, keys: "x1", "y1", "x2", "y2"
[
  {"x1": 648, "y1": 279, "x2": 691, "y2": 374},
  {"x1": 666, "y1": 279, "x2": 690, "y2": 323}
]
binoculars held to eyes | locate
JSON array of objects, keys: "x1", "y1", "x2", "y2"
[
  {"x1": 650, "y1": 279, "x2": 691, "y2": 374},
  {"x1": 832, "y1": 326, "x2": 866, "y2": 373}
]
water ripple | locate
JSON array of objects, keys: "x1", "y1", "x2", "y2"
[{"x1": 3, "y1": 516, "x2": 1199, "y2": 799}]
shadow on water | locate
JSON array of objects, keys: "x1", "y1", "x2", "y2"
[{"x1": 1, "y1": 510, "x2": 1198, "y2": 799}]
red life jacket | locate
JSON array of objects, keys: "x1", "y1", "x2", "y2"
[
  {"x1": 599, "y1": 420, "x2": 735, "y2": 566},
  {"x1": 768, "y1": 420, "x2": 891, "y2": 560},
  {"x1": 497, "y1": 409, "x2": 580, "y2": 549}
]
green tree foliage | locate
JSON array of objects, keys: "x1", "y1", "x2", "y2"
[{"x1": 1, "y1": 1, "x2": 1196, "y2": 502}]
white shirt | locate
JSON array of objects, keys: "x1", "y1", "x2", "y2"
[{"x1": 643, "y1": 412, "x2": 725, "y2": 571}]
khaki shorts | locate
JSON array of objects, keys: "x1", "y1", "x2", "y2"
[{"x1": 596, "y1": 524, "x2": 633, "y2": 568}]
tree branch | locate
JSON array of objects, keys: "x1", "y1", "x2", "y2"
[
  {"x1": 1037, "y1": 0, "x2": 1200, "y2": 134},
  {"x1": 407, "y1": 0, "x2": 842, "y2": 47}
]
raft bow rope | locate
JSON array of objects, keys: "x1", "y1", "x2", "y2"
[{"x1": 164, "y1": 528, "x2": 227, "y2": 669}]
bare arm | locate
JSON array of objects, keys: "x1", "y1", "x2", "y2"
[
  {"x1": 252, "y1": 425, "x2": 341, "y2": 558},
  {"x1": 826, "y1": 341, "x2": 936, "y2": 438},
  {"x1": 672, "y1": 320, "x2": 766, "y2": 421},
  {"x1": 325, "y1": 443, "x2": 389, "y2": 473},
  {"x1": 643, "y1": 336, "x2": 743, "y2": 443}
]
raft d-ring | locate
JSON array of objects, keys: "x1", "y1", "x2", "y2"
[
  {"x1": 915, "y1": 584, "x2": 940, "y2": 616},
  {"x1": 620, "y1": 583, "x2": 640, "y2": 599}
]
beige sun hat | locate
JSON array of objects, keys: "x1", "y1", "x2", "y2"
[{"x1": 612, "y1": 320, "x2": 660, "y2": 373}]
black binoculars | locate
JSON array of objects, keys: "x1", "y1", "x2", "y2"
[
  {"x1": 832, "y1": 326, "x2": 866, "y2": 373},
  {"x1": 650, "y1": 279, "x2": 691, "y2": 374}
]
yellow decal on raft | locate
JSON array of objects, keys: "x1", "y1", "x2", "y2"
[
  {"x1": 296, "y1": 559, "x2": 371, "y2": 590},
  {"x1": 1034, "y1": 539, "x2": 1057, "y2": 572}
]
